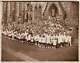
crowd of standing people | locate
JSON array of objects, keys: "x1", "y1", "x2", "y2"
[{"x1": 2, "y1": 21, "x2": 72, "y2": 48}]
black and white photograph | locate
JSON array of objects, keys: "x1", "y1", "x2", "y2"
[{"x1": 1, "y1": 0, "x2": 79, "y2": 62}]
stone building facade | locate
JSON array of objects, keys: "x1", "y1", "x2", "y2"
[{"x1": 2, "y1": 1, "x2": 79, "y2": 38}]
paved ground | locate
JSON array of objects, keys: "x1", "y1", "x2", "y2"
[{"x1": 1, "y1": 35, "x2": 78, "y2": 61}]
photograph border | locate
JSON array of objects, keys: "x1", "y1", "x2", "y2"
[{"x1": 0, "y1": 0, "x2": 79, "y2": 63}]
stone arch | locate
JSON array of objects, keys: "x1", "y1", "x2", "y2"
[
  {"x1": 48, "y1": 3, "x2": 58, "y2": 17},
  {"x1": 43, "y1": 2, "x2": 66, "y2": 20}
]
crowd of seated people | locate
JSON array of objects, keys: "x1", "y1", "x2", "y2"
[{"x1": 2, "y1": 22, "x2": 72, "y2": 48}]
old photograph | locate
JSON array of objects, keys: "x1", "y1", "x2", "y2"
[{"x1": 1, "y1": 1, "x2": 79, "y2": 61}]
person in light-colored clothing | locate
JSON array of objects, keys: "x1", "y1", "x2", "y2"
[
  {"x1": 58, "y1": 33, "x2": 63, "y2": 43},
  {"x1": 57, "y1": 33, "x2": 64, "y2": 47},
  {"x1": 65, "y1": 34, "x2": 72, "y2": 46},
  {"x1": 27, "y1": 34, "x2": 32, "y2": 42},
  {"x1": 46, "y1": 34, "x2": 51, "y2": 44},
  {"x1": 50, "y1": 34, "x2": 57, "y2": 47},
  {"x1": 34, "y1": 34, "x2": 39, "y2": 45}
]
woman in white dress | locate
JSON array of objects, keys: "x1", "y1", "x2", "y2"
[
  {"x1": 41, "y1": 35, "x2": 46, "y2": 48},
  {"x1": 65, "y1": 34, "x2": 72, "y2": 46},
  {"x1": 11, "y1": 30, "x2": 15, "y2": 40},
  {"x1": 46, "y1": 33, "x2": 51, "y2": 48},
  {"x1": 3, "y1": 29, "x2": 8, "y2": 36},
  {"x1": 38, "y1": 35, "x2": 42, "y2": 47},
  {"x1": 57, "y1": 33, "x2": 64, "y2": 47},
  {"x1": 34, "y1": 34, "x2": 39, "y2": 46},
  {"x1": 50, "y1": 34, "x2": 54, "y2": 48},
  {"x1": 68, "y1": 35, "x2": 72, "y2": 46},
  {"x1": 27, "y1": 33, "x2": 32, "y2": 43},
  {"x1": 20, "y1": 32, "x2": 26, "y2": 41},
  {"x1": 50, "y1": 34, "x2": 57, "y2": 48}
]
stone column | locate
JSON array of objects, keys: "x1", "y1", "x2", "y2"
[
  {"x1": 2, "y1": 2, "x2": 8, "y2": 25},
  {"x1": 15, "y1": 2, "x2": 19, "y2": 22}
]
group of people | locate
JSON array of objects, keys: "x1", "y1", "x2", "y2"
[{"x1": 2, "y1": 27, "x2": 72, "y2": 48}]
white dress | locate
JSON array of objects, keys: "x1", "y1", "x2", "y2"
[
  {"x1": 46, "y1": 35, "x2": 51, "y2": 44},
  {"x1": 50, "y1": 36, "x2": 53, "y2": 44},
  {"x1": 2, "y1": 31, "x2": 7, "y2": 35},
  {"x1": 58, "y1": 35, "x2": 63, "y2": 44},
  {"x1": 68, "y1": 36, "x2": 71, "y2": 46},
  {"x1": 17, "y1": 33, "x2": 21, "y2": 39},
  {"x1": 39, "y1": 37, "x2": 42, "y2": 43},
  {"x1": 20, "y1": 33, "x2": 24, "y2": 39},
  {"x1": 65, "y1": 35, "x2": 71, "y2": 46},
  {"x1": 51, "y1": 35, "x2": 57, "y2": 45},
  {"x1": 34, "y1": 35, "x2": 39, "y2": 42},
  {"x1": 31, "y1": 36, "x2": 34, "y2": 42},
  {"x1": 27, "y1": 34, "x2": 31, "y2": 41},
  {"x1": 8, "y1": 31, "x2": 12, "y2": 37},
  {"x1": 41, "y1": 37, "x2": 46, "y2": 43}
]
